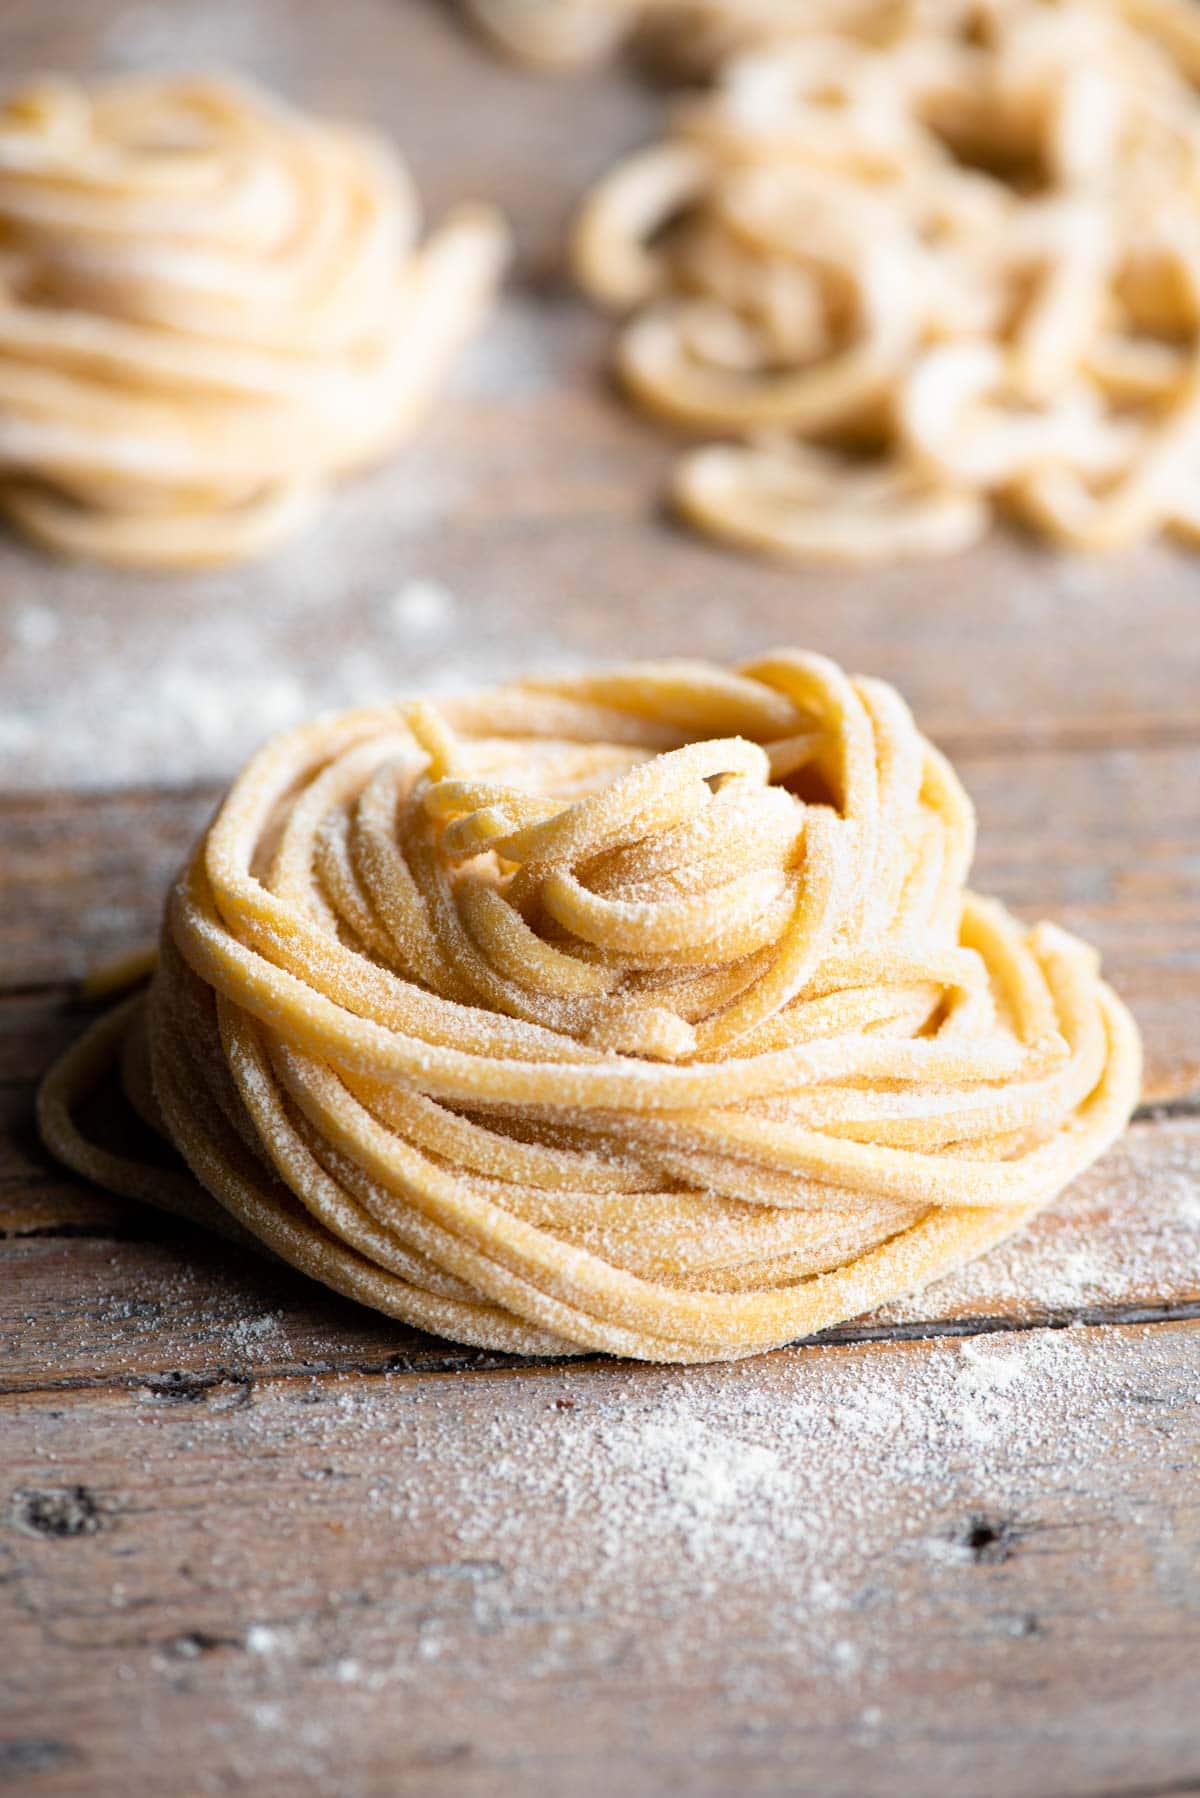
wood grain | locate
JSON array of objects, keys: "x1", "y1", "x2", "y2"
[
  {"x1": 3, "y1": 1319, "x2": 1199, "y2": 1798},
  {"x1": 1, "y1": 0, "x2": 1199, "y2": 794},
  {"x1": 0, "y1": 787, "x2": 211, "y2": 992},
  {"x1": 2, "y1": 1, "x2": 1198, "y2": 1793},
  {"x1": 2, "y1": 1118, "x2": 1197, "y2": 1394}
]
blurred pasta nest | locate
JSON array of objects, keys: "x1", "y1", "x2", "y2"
[
  {"x1": 0, "y1": 72, "x2": 507, "y2": 567},
  {"x1": 40, "y1": 651, "x2": 1141, "y2": 1363},
  {"x1": 564, "y1": 0, "x2": 1200, "y2": 559}
]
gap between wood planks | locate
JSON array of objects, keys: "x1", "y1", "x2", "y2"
[
  {"x1": 4, "y1": 1288, "x2": 1200, "y2": 1403},
  {"x1": 1054, "y1": 1783, "x2": 1200, "y2": 1798},
  {"x1": 3, "y1": 1002, "x2": 1198, "y2": 1397}
]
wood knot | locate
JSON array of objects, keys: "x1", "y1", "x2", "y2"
[
  {"x1": 9, "y1": 1484, "x2": 101, "y2": 1538},
  {"x1": 963, "y1": 1514, "x2": 1017, "y2": 1563}
]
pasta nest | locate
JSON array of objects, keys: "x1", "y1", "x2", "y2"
[
  {"x1": 570, "y1": 0, "x2": 1200, "y2": 560},
  {"x1": 40, "y1": 651, "x2": 1141, "y2": 1362},
  {"x1": 0, "y1": 72, "x2": 507, "y2": 567}
]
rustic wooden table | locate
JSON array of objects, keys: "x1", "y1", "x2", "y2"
[{"x1": 2, "y1": 3, "x2": 1200, "y2": 1794}]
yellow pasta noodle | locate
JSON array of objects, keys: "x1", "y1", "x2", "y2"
[
  {"x1": 550, "y1": 0, "x2": 1200, "y2": 560},
  {"x1": 0, "y1": 72, "x2": 508, "y2": 568},
  {"x1": 39, "y1": 650, "x2": 1141, "y2": 1362}
]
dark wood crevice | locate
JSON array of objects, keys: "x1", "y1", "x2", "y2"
[
  {"x1": 1134, "y1": 1095, "x2": 1200, "y2": 1123},
  {"x1": 5, "y1": 1298, "x2": 1200, "y2": 1403}
]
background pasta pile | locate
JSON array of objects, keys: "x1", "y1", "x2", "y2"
[
  {"x1": 40, "y1": 652, "x2": 1141, "y2": 1362},
  {"x1": 0, "y1": 73, "x2": 507, "y2": 568},
  {"x1": 481, "y1": 0, "x2": 1200, "y2": 562}
]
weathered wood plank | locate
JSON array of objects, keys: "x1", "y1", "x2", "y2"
[
  {"x1": 3, "y1": 1117, "x2": 1196, "y2": 1392},
  {"x1": 0, "y1": 6, "x2": 1195, "y2": 1798},
  {"x1": 0, "y1": 0, "x2": 1199, "y2": 795},
  {"x1": 0, "y1": 1231, "x2": 464, "y2": 1390},
  {"x1": 966, "y1": 741, "x2": 1200, "y2": 1106},
  {"x1": 0, "y1": 994, "x2": 132, "y2": 1237},
  {"x1": 0, "y1": 789, "x2": 212, "y2": 993},
  {"x1": 5, "y1": 742, "x2": 1197, "y2": 1096},
  {"x1": 2, "y1": 1319, "x2": 1198, "y2": 1797},
  {"x1": 0, "y1": 4, "x2": 1196, "y2": 1793}
]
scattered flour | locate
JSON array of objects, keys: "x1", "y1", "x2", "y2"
[
  {"x1": 383, "y1": 579, "x2": 456, "y2": 639},
  {"x1": 107, "y1": 1318, "x2": 1197, "y2": 1758},
  {"x1": 957, "y1": 1338, "x2": 1025, "y2": 1392},
  {"x1": 879, "y1": 1122, "x2": 1200, "y2": 1324},
  {"x1": 15, "y1": 1300, "x2": 1200, "y2": 1788},
  {"x1": 0, "y1": 557, "x2": 553, "y2": 789},
  {"x1": 226, "y1": 1312, "x2": 289, "y2": 1352},
  {"x1": 8, "y1": 603, "x2": 60, "y2": 651}
]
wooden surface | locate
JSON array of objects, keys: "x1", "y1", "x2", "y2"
[{"x1": 2, "y1": 2, "x2": 1200, "y2": 1794}]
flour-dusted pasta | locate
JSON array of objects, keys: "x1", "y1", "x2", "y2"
[
  {"x1": 0, "y1": 73, "x2": 508, "y2": 568},
  {"x1": 551, "y1": 0, "x2": 1200, "y2": 560},
  {"x1": 40, "y1": 650, "x2": 1141, "y2": 1362}
]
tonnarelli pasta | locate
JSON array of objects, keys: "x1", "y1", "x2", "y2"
[
  {"x1": 563, "y1": 0, "x2": 1200, "y2": 560},
  {"x1": 0, "y1": 73, "x2": 507, "y2": 568},
  {"x1": 39, "y1": 651, "x2": 1141, "y2": 1363}
]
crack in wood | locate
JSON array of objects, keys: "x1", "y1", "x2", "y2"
[
  {"x1": 3, "y1": 1302, "x2": 1199, "y2": 1401},
  {"x1": 8, "y1": 1485, "x2": 101, "y2": 1539},
  {"x1": 1134, "y1": 1096, "x2": 1200, "y2": 1123},
  {"x1": 0, "y1": 1738, "x2": 83, "y2": 1783},
  {"x1": 1047, "y1": 1781, "x2": 1200, "y2": 1798}
]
